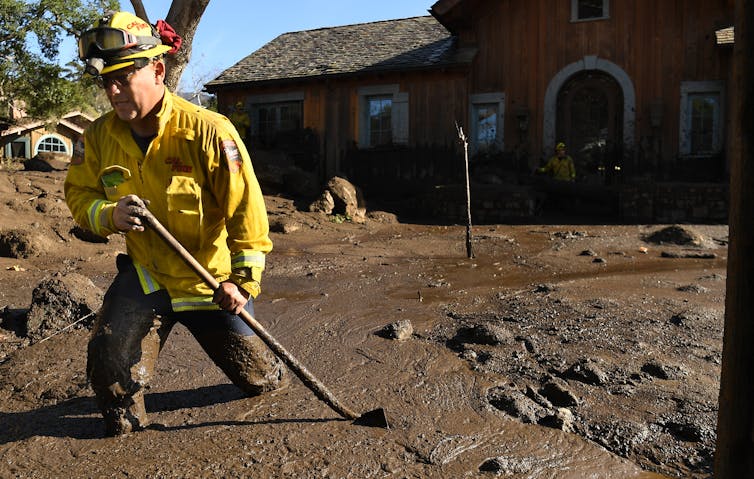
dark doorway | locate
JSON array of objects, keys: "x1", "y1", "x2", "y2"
[{"x1": 557, "y1": 71, "x2": 623, "y2": 185}]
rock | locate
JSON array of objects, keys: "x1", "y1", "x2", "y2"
[
  {"x1": 0, "y1": 229, "x2": 42, "y2": 258},
  {"x1": 539, "y1": 379, "x2": 579, "y2": 407},
  {"x1": 269, "y1": 218, "x2": 301, "y2": 234},
  {"x1": 315, "y1": 176, "x2": 367, "y2": 224},
  {"x1": 539, "y1": 407, "x2": 576, "y2": 433},
  {"x1": 309, "y1": 190, "x2": 335, "y2": 214},
  {"x1": 377, "y1": 320, "x2": 413, "y2": 340},
  {"x1": 23, "y1": 273, "x2": 102, "y2": 341},
  {"x1": 70, "y1": 225, "x2": 108, "y2": 243},
  {"x1": 23, "y1": 156, "x2": 56, "y2": 172},
  {"x1": 643, "y1": 225, "x2": 703, "y2": 246},
  {"x1": 455, "y1": 322, "x2": 513, "y2": 346},
  {"x1": 676, "y1": 284, "x2": 709, "y2": 294},
  {"x1": 487, "y1": 385, "x2": 544, "y2": 423},
  {"x1": 366, "y1": 211, "x2": 398, "y2": 223},
  {"x1": 479, "y1": 456, "x2": 535, "y2": 474},
  {"x1": 563, "y1": 359, "x2": 609, "y2": 385}
]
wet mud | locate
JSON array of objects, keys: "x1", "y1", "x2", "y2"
[{"x1": 0, "y1": 168, "x2": 726, "y2": 478}]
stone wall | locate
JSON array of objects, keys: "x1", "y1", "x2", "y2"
[
  {"x1": 402, "y1": 182, "x2": 728, "y2": 224},
  {"x1": 619, "y1": 183, "x2": 729, "y2": 224}
]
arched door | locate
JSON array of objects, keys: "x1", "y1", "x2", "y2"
[{"x1": 557, "y1": 71, "x2": 623, "y2": 184}]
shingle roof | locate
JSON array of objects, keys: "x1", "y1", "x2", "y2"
[{"x1": 206, "y1": 16, "x2": 465, "y2": 88}]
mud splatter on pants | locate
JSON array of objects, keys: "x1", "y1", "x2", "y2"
[{"x1": 87, "y1": 255, "x2": 287, "y2": 436}]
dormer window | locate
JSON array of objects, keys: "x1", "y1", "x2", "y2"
[{"x1": 571, "y1": 0, "x2": 610, "y2": 21}]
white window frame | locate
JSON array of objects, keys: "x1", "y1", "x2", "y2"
[
  {"x1": 35, "y1": 134, "x2": 68, "y2": 155},
  {"x1": 679, "y1": 81, "x2": 725, "y2": 157},
  {"x1": 357, "y1": 84, "x2": 409, "y2": 148},
  {"x1": 571, "y1": 0, "x2": 610, "y2": 22},
  {"x1": 469, "y1": 92, "x2": 505, "y2": 154}
]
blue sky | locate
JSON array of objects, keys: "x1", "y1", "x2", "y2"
[{"x1": 117, "y1": 0, "x2": 434, "y2": 91}]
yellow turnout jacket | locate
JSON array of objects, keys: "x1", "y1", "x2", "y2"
[{"x1": 65, "y1": 90, "x2": 271, "y2": 311}]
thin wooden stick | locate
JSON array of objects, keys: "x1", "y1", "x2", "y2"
[{"x1": 456, "y1": 122, "x2": 474, "y2": 259}]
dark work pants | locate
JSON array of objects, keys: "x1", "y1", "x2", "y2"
[{"x1": 87, "y1": 255, "x2": 286, "y2": 436}]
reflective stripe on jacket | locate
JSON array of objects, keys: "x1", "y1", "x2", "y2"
[{"x1": 64, "y1": 90, "x2": 272, "y2": 310}]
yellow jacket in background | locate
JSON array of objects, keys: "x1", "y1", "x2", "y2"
[{"x1": 65, "y1": 90, "x2": 272, "y2": 311}]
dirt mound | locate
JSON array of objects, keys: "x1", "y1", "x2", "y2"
[
  {"x1": 22, "y1": 273, "x2": 102, "y2": 341},
  {"x1": 643, "y1": 225, "x2": 704, "y2": 246},
  {"x1": 0, "y1": 229, "x2": 41, "y2": 258}
]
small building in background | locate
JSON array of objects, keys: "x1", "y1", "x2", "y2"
[{"x1": 1, "y1": 111, "x2": 93, "y2": 163}]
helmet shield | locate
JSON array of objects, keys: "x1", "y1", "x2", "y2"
[{"x1": 78, "y1": 12, "x2": 172, "y2": 75}]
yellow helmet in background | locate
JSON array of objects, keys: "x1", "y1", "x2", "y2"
[
  {"x1": 556, "y1": 142, "x2": 566, "y2": 150},
  {"x1": 78, "y1": 11, "x2": 173, "y2": 76}
]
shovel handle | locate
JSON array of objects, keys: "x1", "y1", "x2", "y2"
[{"x1": 137, "y1": 207, "x2": 359, "y2": 421}]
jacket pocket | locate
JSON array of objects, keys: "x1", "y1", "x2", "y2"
[
  {"x1": 100, "y1": 165, "x2": 133, "y2": 200},
  {"x1": 166, "y1": 176, "x2": 203, "y2": 251}
]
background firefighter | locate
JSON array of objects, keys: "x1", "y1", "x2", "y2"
[
  {"x1": 538, "y1": 142, "x2": 576, "y2": 182},
  {"x1": 65, "y1": 11, "x2": 287, "y2": 436}
]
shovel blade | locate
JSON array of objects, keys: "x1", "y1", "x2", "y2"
[{"x1": 352, "y1": 408, "x2": 389, "y2": 428}]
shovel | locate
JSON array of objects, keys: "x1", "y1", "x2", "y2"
[{"x1": 137, "y1": 206, "x2": 388, "y2": 428}]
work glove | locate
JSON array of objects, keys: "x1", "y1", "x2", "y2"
[{"x1": 113, "y1": 195, "x2": 150, "y2": 232}]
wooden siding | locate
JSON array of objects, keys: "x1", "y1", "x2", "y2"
[
  {"x1": 215, "y1": 0, "x2": 733, "y2": 181},
  {"x1": 467, "y1": 0, "x2": 733, "y2": 164}
]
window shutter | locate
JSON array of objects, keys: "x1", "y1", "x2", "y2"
[{"x1": 392, "y1": 92, "x2": 409, "y2": 145}]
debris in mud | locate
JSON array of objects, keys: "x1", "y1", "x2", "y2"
[
  {"x1": 70, "y1": 225, "x2": 108, "y2": 243},
  {"x1": 269, "y1": 217, "x2": 302, "y2": 234},
  {"x1": 377, "y1": 319, "x2": 414, "y2": 340},
  {"x1": 0, "y1": 229, "x2": 39, "y2": 258},
  {"x1": 454, "y1": 322, "x2": 513, "y2": 346},
  {"x1": 660, "y1": 251, "x2": 717, "y2": 259},
  {"x1": 479, "y1": 455, "x2": 536, "y2": 474},
  {"x1": 562, "y1": 359, "x2": 609, "y2": 385},
  {"x1": 643, "y1": 225, "x2": 704, "y2": 246},
  {"x1": 22, "y1": 156, "x2": 56, "y2": 172},
  {"x1": 487, "y1": 384, "x2": 543, "y2": 424},
  {"x1": 676, "y1": 284, "x2": 709, "y2": 294},
  {"x1": 22, "y1": 273, "x2": 102, "y2": 341}
]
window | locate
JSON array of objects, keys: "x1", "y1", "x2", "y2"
[
  {"x1": 679, "y1": 81, "x2": 725, "y2": 156},
  {"x1": 247, "y1": 92, "x2": 305, "y2": 149},
  {"x1": 358, "y1": 85, "x2": 409, "y2": 148},
  {"x1": 36, "y1": 135, "x2": 68, "y2": 154},
  {"x1": 367, "y1": 96, "x2": 392, "y2": 147},
  {"x1": 253, "y1": 101, "x2": 303, "y2": 148},
  {"x1": 469, "y1": 93, "x2": 505, "y2": 154},
  {"x1": 571, "y1": 0, "x2": 609, "y2": 21}
]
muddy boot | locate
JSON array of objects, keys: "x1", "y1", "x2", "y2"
[
  {"x1": 99, "y1": 388, "x2": 149, "y2": 436},
  {"x1": 87, "y1": 306, "x2": 165, "y2": 436},
  {"x1": 197, "y1": 332, "x2": 288, "y2": 396}
]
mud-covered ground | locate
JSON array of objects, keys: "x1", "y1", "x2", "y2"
[{"x1": 0, "y1": 165, "x2": 727, "y2": 478}]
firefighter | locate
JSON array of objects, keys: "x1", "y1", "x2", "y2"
[
  {"x1": 65, "y1": 11, "x2": 286, "y2": 436},
  {"x1": 538, "y1": 142, "x2": 576, "y2": 182},
  {"x1": 228, "y1": 101, "x2": 251, "y2": 143}
]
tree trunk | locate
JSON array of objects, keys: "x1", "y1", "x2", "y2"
[
  {"x1": 714, "y1": 1, "x2": 754, "y2": 476},
  {"x1": 131, "y1": 0, "x2": 211, "y2": 93}
]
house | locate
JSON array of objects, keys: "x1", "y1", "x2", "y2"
[
  {"x1": 205, "y1": 0, "x2": 734, "y2": 222},
  {"x1": 1, "y1": 111, "x2": 94, "y2": 162}
]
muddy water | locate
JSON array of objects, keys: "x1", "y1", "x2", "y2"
[
  {"x1": 1, "y1": 219, "x2": 721, "y2": 477},
  {"x1": 254, "y1": 228, "x2": 697, "y2": 477}
]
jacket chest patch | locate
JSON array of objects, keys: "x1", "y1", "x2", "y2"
[{"x1": 165, "y1": 157, "x2": 193, "y2": 173}]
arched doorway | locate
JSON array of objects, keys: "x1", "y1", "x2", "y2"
[{"x1": 557, "y1": 71, "x2": 623, "y2": 184}]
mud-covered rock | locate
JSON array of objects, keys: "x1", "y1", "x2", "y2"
[
  {"x1": 23, "y1": 273, "x2": 102, "y2": 341},
  {"x1": 487, "y1": 385, "x2": 544, "y2": 423},
  {"x1": 377, "y1": 320, "x2": 413, "y2": 340},
  {"x1": 643, "y1": 225, "x2": 703, "y2": 246},
  {"x1": 563, "y1": 359, "x2": 609, "y2": 385},
  {"x1": 70, "y1": 225, "x2": 109, "y2": 243},
  {"x1": 0, "y1": 229, "x2": 43, "y2": 258}
]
